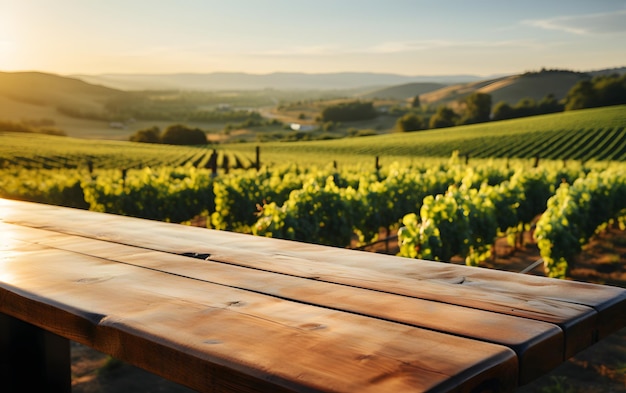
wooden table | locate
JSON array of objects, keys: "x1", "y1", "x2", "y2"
[{"x1": 0, "y1": 198, "x2": 624, "y2": 392}]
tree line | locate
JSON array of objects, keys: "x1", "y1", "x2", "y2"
[
  {"x1": 129, "y1": 124, "x2": 207, "y2": 145},
  {"x1": 396, "y1": 73, "x2": 626, "y2": 132}
]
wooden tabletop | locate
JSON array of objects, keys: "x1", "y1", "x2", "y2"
[{"x1": 1, "y1": 198, "x2": 624, "y2": 392}]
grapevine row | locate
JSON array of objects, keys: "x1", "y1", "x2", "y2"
[
  {"x1": 2, "y1": 157, "x2": 624, "y2": 279},
  {"x1": 535, "y1": 169, "x2": 626, "y2": 278}
]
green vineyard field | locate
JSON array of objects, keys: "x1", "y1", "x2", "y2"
[
  {"x1": 223, "y1": 105, "x2": 626, "y2": 166},
  {"x1": 1, "y1": 105, "x2": 625, "y2": 169},
  {"x1": 2, "y1": 105, "x2": 626, "y2": 279}
]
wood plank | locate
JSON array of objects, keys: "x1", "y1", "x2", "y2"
[
  {"x1": 1, "y1": 223, "x2": 563, "y2": 383},
  {"x1": 0, "y1": 200, "x2": 615, "y2": 359},
  {"x1": 0, "y1": 243, "x2": 518, "y2": 392},
  {"x1": 2, "y1": 200, "x2": 624, "y2": 360}
]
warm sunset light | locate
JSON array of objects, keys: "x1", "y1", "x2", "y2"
[
  {"x1": 2, "y1": 0, "x2": 625, "y2": 76},
  {"x1": 1, "y1": 2, "x2": 626, "y2": 392}
]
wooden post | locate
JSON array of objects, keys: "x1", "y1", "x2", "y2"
[
  {"x1": 209, "y1": 149, "x2": 218, "y2": 176},
  {"x1": 465, "y1": 153, "x2": 470, "y2": 165},
  {"x1": 533, "y1": 155, "x2": 540, "y2": 168},
  {"x1": 375, "y1": 156, "x2": 380, "y2": 171},
  {"x1": 0, "y1": 313, "x2": 71, "y2": 393},
  {"x1": 256, "y1": 146, "x2": 261, "y2": 171},
  {"x1": 222, "y1": 154, "x2": 230, "y2": 175}
]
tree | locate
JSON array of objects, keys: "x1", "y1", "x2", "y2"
[
  {"x1": 161, "y1": 124, "x2": 207, "y2": 145},
  {"x1": 514, "y1": 98, "x2": 538, "y2": 118},
  {"x1": 594, "y1": 74, "x2": 626, "y2": 107},
  {"x1": 564, "y1": 75, "x2": 626, "y2": 111},
  {"x1": 537, "y1": 94, "x2": 563, "y2": 114},
  {"x1": 564, "y1": 80, "x2": 596, "y2": 111},
  {"x1": 459, "y1": 93, "x2": 491, "y2": 124},
  {"x1": 491, "y1": 102, "x2": 515, "y2": 121},
  {"x1": 320, "y1": 101, "x2": 378, "y2": 122},
  {"x1": 129, "y1": 126, "x2": 161, "y2": 143},
  {"x1": 410, "y1": 95, "x2": 421, "y2": 108},
  {"x1": 492, "y1": 94, "x2": 564, "y2": 122},
  {"x1": 396, "y1": 113, "x2": 425, "y2": 132},
  {"x1": 429, "y1": 106, "x2": 458, "y2": 129}
]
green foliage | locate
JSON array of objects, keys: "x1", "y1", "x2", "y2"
[
  {"x1": 0, "y1": 167, "x2": 89, "y2": 209},
  {"x1": 535, "y1": 169, "x2": 626, "y2": 278},
  {"x1": 459, "y1": 92, "x2": 491, "y2": 125},
  {"x1": 320, "y1": 101, "x2": 378, "y2": 122},
  {"x1": 2, "y1": 105, "x2": 626, "y2": 175},
  {"x1": 102, "y1": 91, "x2": 268, "y2": 122},
  {"x1": 537, "y1": 94, "x2": 563, "y2": 114},
  {"x1": 491, "y1": 101, "x2": 514, "y2": 121},
  {"x1": 564, "y1": 74, "x2": 626, "y2": 111},
  {"x1": 397, "y1": 159, "x2": 579, "y2": 266},
  {"x1": 5, "y1": 143, "x2": 626, "y2": 278},
  {"x1": 82, "y1": 166, "x2": 215, "y2": 223},
  {"x1": 212, "y1": 167, "x2": 305, "y2": 232},
  {"x1": 129, "y1": 126, "x2": 161, "y2": 143},
  {"x1": 395, "y1": 113, "x2": 425, "y2": 132},
  {"x1": 253, "y1": 177, "x2": 356, "y2": 247},
  {"x1": 492, "y1": 94, "x2": 564, "y2": 121},
  {"x1": 161, "y1": 124, "x2": 207, "y2": 145},
  {"x1": 429, "y1": 106, "x2": 459, "y2": 129},
  {"x1": 398, "y1": 185, "x2": 499, "y2": 266}
]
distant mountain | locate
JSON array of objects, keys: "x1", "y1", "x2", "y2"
[
  {"x1": 71, "y1": 72, "x2": 485, "y2": 91},
  {"x1": 359, "y1": 82, "x2": 447, "y2": 100}
]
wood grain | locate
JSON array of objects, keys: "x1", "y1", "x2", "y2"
[
  {"x1": 1, "y1": 198, "x2": 625, "y2": 390},
  {"x1": 1, "y1": 200, "x2": 619, "y2": 358},
  {"x1": 1, "y1": 222, "x2": 562, "y2": 383},
  {"x1": 0, "y1": 241, "x2": 518, "y2": 392}
]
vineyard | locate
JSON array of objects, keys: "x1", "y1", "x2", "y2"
[
  {"x1": 0, "y1": 132, "x2": 255, "y2": 170},
  {"x1": 223, "y1": 105, "x2": 626, "y2": 165},
  {"x1": 2, "y1": 105, "x2": 626, "y2": 279}
]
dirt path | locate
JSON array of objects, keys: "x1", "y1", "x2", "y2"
[{"x1": 72, "y1": 228, "x2": 626, "y2": 392}]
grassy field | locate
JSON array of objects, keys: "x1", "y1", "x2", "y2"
[
  {"x1": 1, "y1": 105, "x2": 625, "y2": 169},
  {"x1": 222, "y1": 105, "x2": 626, "y2": 166}
]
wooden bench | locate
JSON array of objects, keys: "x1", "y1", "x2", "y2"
[{"x1": 1, "y1": 197, "x2": 624, "y2": 392}]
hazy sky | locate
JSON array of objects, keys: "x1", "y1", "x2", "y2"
[{"x1": 2, "y1": 0, "x2": 625, "y2": 76}]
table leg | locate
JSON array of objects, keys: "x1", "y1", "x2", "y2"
[{"x1": 0, "y1": 312, "x2": 71, "y2": 393}]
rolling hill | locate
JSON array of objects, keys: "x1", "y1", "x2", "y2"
[
  {"x1": 418, "y1": 69, "x2": 620, "y2": 108},
  {"x1": 0, "y1": 72, "x2": 132, "y2": 138},
  {"x1": 0, "y1": 71, "x2": 122, "y2": 107},
  {"x1": 359, "y1": 82, "x2": 447, "y2": 100}
]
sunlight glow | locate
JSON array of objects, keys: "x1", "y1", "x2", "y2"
[
  {"x1": 1, "y1": 1, "x2": 625, "y2": 76},
  {"x1": 0, "y1": 222, "x2": 20, "y2": 285},
  {"x1": 0, "y1": 199, "x2": 21, "y2": 249}
]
